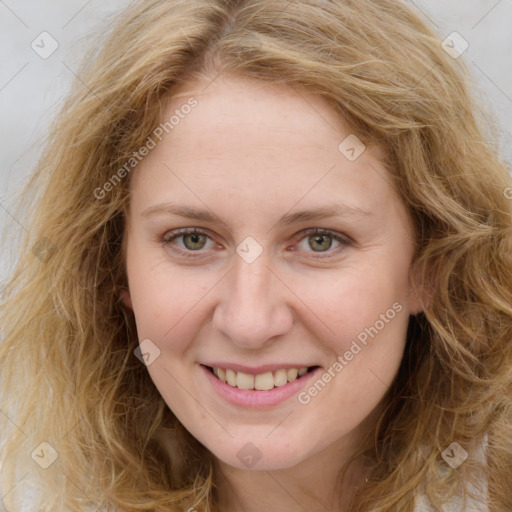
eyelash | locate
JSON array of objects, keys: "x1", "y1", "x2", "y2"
[{"x1": 160, "y1": 227, "x2": 353, "y2": 259}]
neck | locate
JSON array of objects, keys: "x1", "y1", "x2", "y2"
[{"x1": 212, "y1": 432, "x2": 371, "y2": 512}]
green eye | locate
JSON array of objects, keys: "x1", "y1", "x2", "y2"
[
  {"x1": 162, "y1": 228, "x2": 214, "y2": 257},
  {"x1": 294, "y1": 228, "x2": 352, "y2": 257},
  {"x1": 182, "y1": 233, "x2": 208, "y2": 251},
  {"x1": 161, "y1": 227, "x2": 352, "y2": 260},
  {"x1": 307, "y1": 233, "x2": 335, "y2": 252}
]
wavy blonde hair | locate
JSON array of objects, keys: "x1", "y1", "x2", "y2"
[{"x1": 1, "y1": 0, "x2": 512, "y2": 510}]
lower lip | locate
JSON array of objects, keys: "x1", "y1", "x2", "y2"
[{"x1": 200, "y1": 364, "x2": 322, "y2": 408}]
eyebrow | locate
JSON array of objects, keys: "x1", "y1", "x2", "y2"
[{"x1": 141, "y1": 201, "x2": 374, "y2": 227}]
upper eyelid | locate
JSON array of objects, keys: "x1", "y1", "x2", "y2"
[{"x1": 162, "y1": 227, "x2": 353, "y2": 250}]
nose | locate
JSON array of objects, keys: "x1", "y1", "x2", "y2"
[{"x1": 212, "y1": 251, "x2": 294, "y2": 350}]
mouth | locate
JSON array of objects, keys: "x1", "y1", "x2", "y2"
[{"x1": 202, "y1": 364, "x2": 321, "y2": 391}]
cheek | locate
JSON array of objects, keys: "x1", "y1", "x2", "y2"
[
  {"x1": 290, "y1": 270, "x2": 410, "y2": 431},
  {"x1": 292, "y1": 261, "x2": 410, "y2": 349},
  {"x1": 126, "y1": 249, "x2": 216, "y2": 352}
]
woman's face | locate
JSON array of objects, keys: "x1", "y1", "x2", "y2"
[{"x1": 122, "y1": 73, "x2": 422, "y2": 471}]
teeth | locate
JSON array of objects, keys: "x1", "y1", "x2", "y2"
[
  {"x1": 236, "y1": 371, "x2": 254, "y2": 390},
  {"x1": 287, "y1": 368, "x2": 298, "y2": 382},
  {"x1": 274, "y1": 369, "x2": 288, "y2": 387},
  {"x1": 255, "y1": 372, "x2": 274, "y2": 391},
  {"x1": 211, "y1": 366, "x2": 310, "y2": 390},
  {"x1": 226, "y1": 369, "x2": 237, "y2": 387}
]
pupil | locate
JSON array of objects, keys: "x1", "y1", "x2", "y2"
[
  {"x1": 310, "y1": 234, "x2": 331, "y2": 252},
  {"x1": 184, "y1": 233, "x2": 205, "y2": 250}
]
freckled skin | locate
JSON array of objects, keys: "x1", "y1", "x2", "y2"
[{"x1": 122, "y1": 74, "x2": 423, "y2": 511}]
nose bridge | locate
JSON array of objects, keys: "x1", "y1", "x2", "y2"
[
  {"x1": 212, "y1": 252, "x2": 292, "y2": 347},
  {"x1": 234, "y1": 254, "x2": 272, "y2": 310}
]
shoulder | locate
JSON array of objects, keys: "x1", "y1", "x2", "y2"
[
  {"x1": 414, "y1": 434, "x2": 489, "y2": 511},
  {"x1": 414, "y1": 491, "x2": 488, "y2": 512}
]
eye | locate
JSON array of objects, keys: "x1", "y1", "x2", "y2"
[
  {"x1": 294, "y1": 228, "x2": 352, "y2": 257},
  {"x1": 160, "y1": 227, "x2": 353, "y2": 259},
  {"x1": 161, "y1": 227, "x2": 216, "y2": 256}
]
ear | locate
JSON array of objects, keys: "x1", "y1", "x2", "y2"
[
  {"x1": 120, "y1": 288, "x2": 133, "y2": 310},
  {"x1": 408, "y1": 288, "x2": 426, "y2": 316},
  {"x1": 407, "y1": 266, "x2": 432, "y2": 316}
]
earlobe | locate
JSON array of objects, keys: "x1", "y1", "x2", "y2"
[
  {"x1": 408, "y1": 269, "x2": 432, "y2": 316},
  {"x1": 409, "y1": 283, "x2": 433, "y2": 316},
  {"x1": 120, "y1": 288, "x2": 133, "y2": 309},
  {"x1": 409, "y1": 293, "x2": 425, "y2": 316}
]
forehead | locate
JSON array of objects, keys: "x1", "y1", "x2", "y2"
[
  {"x1": 159, "y1": 73, "x2": 376, "y2": 157},
  {"x1": 127, "y1": 73, "x2": 406, "y2": 230}
]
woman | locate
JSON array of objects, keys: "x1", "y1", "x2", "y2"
[{"x1": 1, "y1": 0, "x2": 511, "y2": 510}]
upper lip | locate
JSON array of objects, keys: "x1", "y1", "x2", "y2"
[{"x1": 201, "y1": 362, "x2": 319, "y2": 375}]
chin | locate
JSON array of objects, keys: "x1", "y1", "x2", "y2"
[{"x1": 210, "y1": 439, "x2": 308, "y2": 471}]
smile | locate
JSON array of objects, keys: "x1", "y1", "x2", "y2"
[{"x1": 204, "y1": 365, "x2": 319, "y2": 390}]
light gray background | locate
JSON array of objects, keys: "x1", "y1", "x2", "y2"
[
  {"x1": 0, "y1": 2, "x2": 511, "y2": 509},
  {"x1": 1, "y1": 0, "x2": 512, "y2": 280}
]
